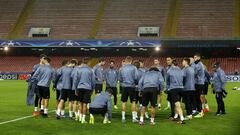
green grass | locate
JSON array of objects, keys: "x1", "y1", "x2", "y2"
[{"x1": 0, "y1": 80, "x2": 240, "y2": 135}]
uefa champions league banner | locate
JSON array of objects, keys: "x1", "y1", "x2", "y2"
[
  {"x1": 226, "y1": 75, "x2": 240, "y2": 82},
  {"x1": 0, "y1": 39, "x2": 161, "y2": 47}
]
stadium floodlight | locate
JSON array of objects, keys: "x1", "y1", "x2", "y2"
[
  {"x1": 3, "y1": 46, "x2": 9, "y2": 51},
  {"x1": 155, "y1": 46, "x2": 160, "y2": 51}
]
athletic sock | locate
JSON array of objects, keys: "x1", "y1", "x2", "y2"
[
  {"x1": 40, "y1": 105, "x2": 44, "y2": 110},
  {"x1": 174, "y1": 114, "x2": 178, "y2": 119},
  {"x1": 56, "y1": 109, "x2": 61, "y2": 115},
  {"x1": 140, "y1": 116, "x2": 144, "y2": 122},
  {"x1": 82, "y1": 114, "x2": 86, "y2": 122},
  {"x1": 134, "y1": 111, "x2": 138, "y2": 119},
  {"x1": 132, "y1": 111, "x2": 137, "y2": 120},
  {"x1": 205, "y1": 104, "x2": 209, "y2": 109},
  {"x1": 34, "y1": 107, "x2": 38, "y2": 112},
  {"x1": 69, "y1": 111, "x2": 73, "y2": 117},
  {"x1": 80, "y1": 113, "x2": 83, "y2": 120},
  {"x1": 44, "y1": 108, "x2": 48, "y2": 114},
  {"x1": 122, "y1": 111, "x2": 126, "y2": 120},
  {"x1": 180, "y1": 116, "x2": 184, "y2": 121},
  {"x1": 150, "y1": 118, "x2": 154, "y2": 123},
  {"x1": 202, "y1": 104, "x2": 205, "y2": 109}
]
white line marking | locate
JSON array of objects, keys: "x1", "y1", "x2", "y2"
[{"x1": 0, "y1": 110, "x2": 56, "y2": 125}]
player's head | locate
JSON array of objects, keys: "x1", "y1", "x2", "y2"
[
  {"x1": 154, "y1": 59, "x2": 160, "y2": 65},
  {"x1": 172, "y1": 59, "x2": 178, "y2": 67},
  {"x1": 133, "y1": 60, "x2": 140, "y2": 69},
  {"x1": 106, "y1": 88, "x2": 113, "y2": 96},
  {"x1": 61, "y1": 60, "x2": 69, "y2": 66},
  {"x1": 182, "y1": 57, "x2": 190, "y2": 67},
  {"x1": 213, "y1": 62, "x2": 220, "y2": 71},
  {"x1": 189, "y1": 57, "x2": 194, "y2": 64},
  {"x1": 166, "y1": 57, "x2": 173, "y2": 66},
  {"x1": 70, "y1": 59, "x2": 78, "y2": 66},
  {"x1": 44, "y1": 57, "x2": 51, "y2": 64},
  {"x1": 99, "y1": 58, "x2": 105, "y2": 66},
  {"x1": 194, "y1": 53, "x2": 201, "y2": 61},
  {"x1": 39, "y1": 54, "x2": 47, "y2": 64},
  {"x1": 110, "y1": 60, "x2": 115, "y2": 68},
  {"x1": 125, "y1": 56, "x2": 133, "y2": 64},
  {"x1": 139, "y1": 60, "x2": 144, "y2": 68},
  {"x1": 82, "y1": 57, "x2": 90, "y2": 65}
]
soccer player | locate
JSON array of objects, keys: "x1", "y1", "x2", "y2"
[
  {"x1": 193, "y1": 54, "x2": 205, "y2": 118},
  {"x1": 166, "y1": 59, "x2": 185, "y2": 124},
  {"x1": 138, "y1": 67, "x2": 164, "y2": 125},
  {"x1": 31, "y1": 54, "x2": 46, "y2": 116},
  {"x1": 165, "y1": 57, "x2": 173, "y2": 113},
  {"x1": 32, "y1": 57, "x2": 55, "y2": 117},
  {"x1": 55, "y1": 60, "x2": 76, "y2": 119},
  {"x1": 54, "y1": 60, "x2": 68, "y2": 117},
  {"x1": 119, "y1": 56, "x2": 138, "y2": 123},
  {"x1": 136, "y1": 60, "x2": 147, "y2": 109},
  {"x1": 212, "y1": 62, "x2": 227, "y2": 116},
  {"x1": 104, "y1": 60, "x2": 119, "y2": 109},
  {"x1": 73, "y1": 58, "x2": 95, "y2": 124},
  {"x1": 203, "y1": 67, "x2": 211, "y2": 113},
  {"x1": 93, "y1": 58, "x2": 105, "y2": 94},
  {"x1": 182, "y1": 58, "x2": 195, "y2": 120},
  {"x1": 71, "y1": 59, "x2": 81, "y2": 120},
  {"x1": 89, "y1": 88, "x2": 113, "y2": 124},
  {"x1": 153, "y1": 59, "x2": 165, "y2": 110}
]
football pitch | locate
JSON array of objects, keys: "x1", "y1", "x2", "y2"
[{"x1": 0, "y1": 80, "x2": 239, "y2": 135}]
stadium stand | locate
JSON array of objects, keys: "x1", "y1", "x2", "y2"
[
  {"x1": 21, "y1": 0, "x2": 101, "y2": 39},
  {"x1": 0, "y1": 56, "x2": 239, "y2": 74},
  {"x1": 96, "y1": 0, "x2": 170, "y2": 39},
  {"x1": 177, "y1": 0, "x2": 234, "y2": 38},
  {"x1": 0, "y1": 0, "x2": 27, "y2": 39}
]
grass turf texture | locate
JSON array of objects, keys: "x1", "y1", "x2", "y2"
[{"x1": 0, "y1": 80, "x2": 240, "y2": 135}]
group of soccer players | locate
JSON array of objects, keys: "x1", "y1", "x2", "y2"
[{"x1": 29, "y1": 53, "x2": 227, "y2": 125}]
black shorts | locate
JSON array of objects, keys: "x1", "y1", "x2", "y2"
[
  {"x1": 169, "y1": 88, "x2": 183, "y2": 103},
  {"x1": 60, "y1": 89, "x2": 75, "y2": 101},
  {"x1": 121, "y1": 87, "x2": 136, "y2": 103},
  {"x1": 195, "y1": 84, "x2": 205, "y2": 95},
  {"x1": 38, "y1": 86, "x2": 50, "y2": 99},
  {"x1": 142, "y1": 87, "x2": 158, "y2": 107},
  {"x1": 77, "y1": 89, "x2": 92, "y2": 103},
  {"x1": 95, "y1": 84, "x2": 103, "y2": 94},
  {"x1": 56, "y1": 90, "x2": 61, "y2": 100},
  {"x1": 89, "y1": 107, "x2": 107, "y2": 116},
  {"x1": 203, "y1": 82, "x2": 209, "y2": 95}
]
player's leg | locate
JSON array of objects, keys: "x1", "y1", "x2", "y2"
[
  {"x1": 150, "y1": 88, "x2": 157, "y2": 125},
  {"x1": 56, "y1": 89, "x2": 66, "y2": 119},
  {"x1": 139, "y1": 89, "x2": 148, "y2": 125},
  {"x1": 121, "y1": 87, "x2": 127, "y2": 122},
  {"x1": 130, "y1": 87, "x2": 138, "y2": 123},
  {"x1": 81, "y1": 90, "x2": 91, "y2": 124},
  {"x1": 68, "y1": 90, "x2": 75, "y2": 118},
  {"x1": 112, "y1": 87, "x2": 118, "y2": 109}
]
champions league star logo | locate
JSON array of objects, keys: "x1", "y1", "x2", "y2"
[
  {"x1": 120, "y1": 40, "x2": 142, "y2": 46},
  {"x1": 58, "y1": 40, "x2": 80, "y2": 46},
  {"x1": 0, "y1": 40, "x2": 22, "y2": 46}
]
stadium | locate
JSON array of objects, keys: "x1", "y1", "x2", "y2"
[{"x1": 0, "y1": 0, "x2": 240, "y2": 135}]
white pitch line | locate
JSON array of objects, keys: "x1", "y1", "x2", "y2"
[{"x1": 0, "y1": 110, "x2": 56, "y2": 125}]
